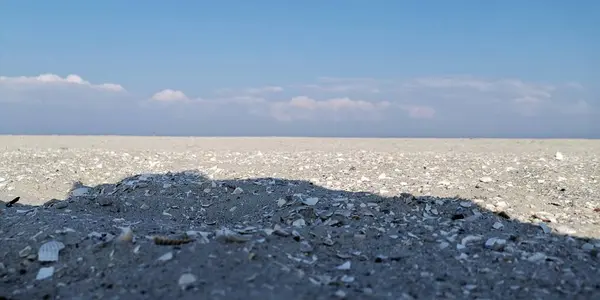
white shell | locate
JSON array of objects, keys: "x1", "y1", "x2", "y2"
[
  {"x1": 38, "y1": 240, "x2": 65, "y2": 262},
  {"x1": 36, "y1": 267, "x2": 55, "y2": 280},
  {"x1": 116, "y1": 227, "x2": 134, "y2": 243}
]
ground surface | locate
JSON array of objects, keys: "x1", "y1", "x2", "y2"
[{"x1": 1, "y1": 136, "x2": 599, "y2": 300}]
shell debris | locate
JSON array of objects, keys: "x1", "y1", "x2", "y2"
[
  {"x1": 116, "y1": 226, "x2": 134, "y2": 243},
  {"x1": 38, "y1": 240, "x2": 65, "y2": 262}
]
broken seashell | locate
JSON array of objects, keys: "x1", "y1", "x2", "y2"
[
  {"x1": 215, "y1": 227, "x2": 250, "y2": 243},
  {"x1": 38, "y1": 240, "x2": 65, "y2": 262},
  {"x1": 19, "y1": 246, "x2": 32, "y2": 258},
  {"x1": 178, "y1": 273, "x2": 197, "y2": 290},
  {"x1": 36, "y1": 266, "x2": 54, "y2": 280},
  {"x1": 157, "y1": 251, "x2": 173, "y2": 262},
  {"x1": 335, "y1": 261, "x2": 351, "y2": 270},
  {"x1": 301, "y1": 197, "x2": 319, "y2": 206},
  {"x1": 116, "y1": 227, "x2": 134, "y2": 243}
]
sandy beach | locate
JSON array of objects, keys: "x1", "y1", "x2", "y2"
[{"x1": 1, "y1": 136, "x2": 599, "y2": 299}]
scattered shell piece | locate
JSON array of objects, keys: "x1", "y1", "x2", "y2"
[
  {"x1": 36, "y1": 267, "x2": 54, "y2": 280},
  {"x1": 215, "y1": 227, "x2": 250, "y2": 243},
  {"x1": 292, "y1": 219, "x2": 306, "y2": 228},
  {"x1": 116, "y1": 227, "x2": 134, "y2": 243},
  {"x1": 55, "y1": 227, "x2": 76, "y2": 234},
  {"x1": 527, "y1": 252, "x2": 547, "y2": 262},
  {"x1": 461, "y1": 235, "x2": 483, "y2": 246},
  {"x1": 459, "y1": 201, "x2": 472, "y2": 208},
  {"x1": 484, "y1": 238, "x2": 506, "y2": 251},
  {"x1": 555, "y1": 152, "x2": 564, "y2": 160},
  {"x1": 157, "y1": 251, "x2": 173, "y2": 262},
  {"x1": 38, "y1": 240, "x2": 65, "y2": 262},
  {"x1": 186, "y1": 231, "x2": 211, "y2": 243},
  {"x1": 335, "y1": 261, "x2": 351, "y2": 270},
  {"x1": 70, "y1": 187, "x2": 90, "y2": 197},
  {"x1": 581, "y1": 243, "x2": 595, "y2": 251},
  {"x1": 301, "y1": 197, "x2": 319, "y2": 206},
  {"x1": 276, "y1": 198, "x2": 287, "y2": 207},
  {"x1": 272, "y1": 225, "x2": 290, "y2": 237},
  {"x1": 538, "y1": 223, "x2": 552, "y2": 234},
  {"x1": 479, "y1": 176, "x2": 493, "y2": 183},
  {"x1": 334, "y1": 290, "x2": 347, "y2": 298},
  {"x1": 19, "y1": 246, "x2": 32, "y2": 258},
  {"x1": 178, "y1": 273, "x2": 197, "y2": 290}
]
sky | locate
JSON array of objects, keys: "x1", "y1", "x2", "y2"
[{"x1": 0, "y1": 0, "x2": 598, "y2": 138}]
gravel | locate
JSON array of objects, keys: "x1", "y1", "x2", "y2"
[{"x1": 1, "y1": 136, "x2": 599, "y2": 300}]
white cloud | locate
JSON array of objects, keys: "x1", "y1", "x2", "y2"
[
  {"x1": 0, "y1": 72, "x2": 596, "y2": 137},
  {"x1": 215, "y1": 85, "x2": 284, "y2": 97},
  {"x1": 151, "y1": 89, "x2": 189, "y2": 102},
  {"x1": 245, "y1": 86, "x2": 284, "y2": 94},
  {"x1": 399, "y1": 105, "x2": 436, "y2": 119},
  {"x1": 0, "y1": 73, "x2": 125, "y2": 92},
  {"x1": 270, "y1": 96, "x2": 391, "y2": 121},
  {"x1": 301, "y1": 77, "x2": 384, "y2": 93}
]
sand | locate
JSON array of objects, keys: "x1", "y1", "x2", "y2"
[{"x1": 1, "y1": 136, "x2": 599, "y2": 299}]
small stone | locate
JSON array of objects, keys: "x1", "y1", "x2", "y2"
[
  {"x1": 232, "y1": 187, "x2": 244, "y2": 194},
  {"x1": 492, "y1": 222, "x2": 504, "y2": 229},
  {"x1": 97, "y1": 197, "x2": 112, "y2": 206},
  {"x1": 140, "y1": 203, "x2": 150, "y2": 210}
]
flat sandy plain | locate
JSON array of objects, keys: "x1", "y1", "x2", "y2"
[{"x1": 1, "y1": 135, "x2": 599, "y2": 300}]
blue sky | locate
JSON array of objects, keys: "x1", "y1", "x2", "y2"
[{"x1": 1, "y1": 0, "x2": 598, "y2": 138}]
